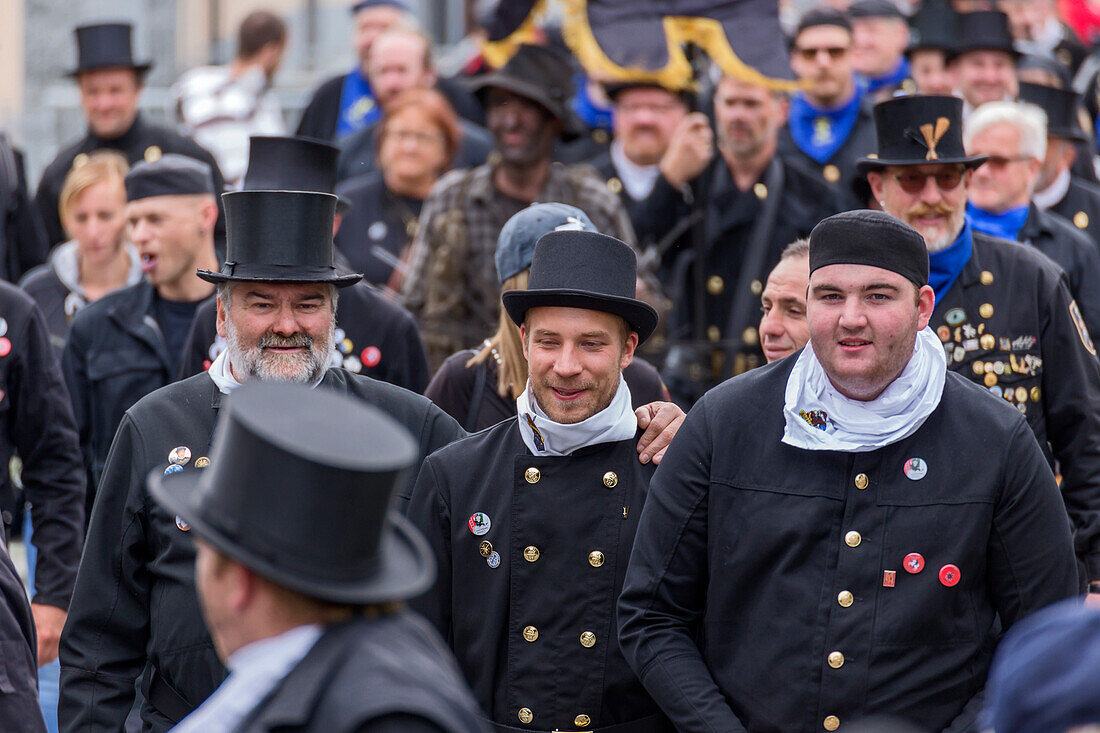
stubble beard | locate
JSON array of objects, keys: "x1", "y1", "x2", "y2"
[{"x1": 225, "y1": 316, "x2": 335, "y2": 384}]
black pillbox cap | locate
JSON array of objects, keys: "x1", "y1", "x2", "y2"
[
  {"x1": 125, "y1": 154, "x2": 215, "y2": 202},
  {"x1": 809, "y1": 210, "x2": 929, "y2": 287},
  {"x1": 795, "y1": 8, "x2": 852, "y2": 40}
]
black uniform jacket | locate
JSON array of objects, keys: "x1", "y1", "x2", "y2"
[
  {"x1": 932, "y1": 232, "x2": 1100, "y2": 581},
  {"x1": 777, "y1": 97, "x2": 877, "y2": 210},
  {"x1": 63, "y1": 280, "x2": 210, "y2": 509},
  {"x1": 0, "y1": 282, "x2": 83, "y2": 609},
  {"x1": 33, "y1": 114, "x2": 225, "y2": 248},
  {"x1": 0, "y1": 535, "x2": 45, "y2": 733},
  {"x1": 618, "y1": 359, "x2": 1080, "y2": 733},
  {"x1": 333, "y1": 172, "x2": 422, "y2": 287},
  {"x1": 58, "y1": 368, "x2": 465, "y2": 733},
  {"x1": 0, "y1": 141, "x2": 48, "y2": 284},
  {"x1": 1018, "y1": 203, "x2": 1100, "y2": 337},
  {"x1": 235, "y1": 613, "x2": 490, "y2": 733},
  {"x1": 665, "y1": 156, "x2": 843, "y2": 404},
  {"x1": 178, "y1": 281, "x2": 431, "y2": 394},
  {"x1": 408, "y1": 420, "x2": 670, "y2": 733},
  {"x1": 1051, "y1": 174, "x2": 1100, "y2": 247},
  {"x1": 425, "y1": 348, "x2": 669, "y2": 432},
  {"x1": 335, "y1": 119, "x2": 493, "y2": 182}
]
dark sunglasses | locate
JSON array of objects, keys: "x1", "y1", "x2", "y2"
[
  {"x1": 892, "y1": 167, "x2": 965, "y2": 194},
  {"x1": 794, "y1": 46, "x2": 849, "y2": 61}
]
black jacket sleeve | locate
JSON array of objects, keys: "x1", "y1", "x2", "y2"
[
  {"x1": 406, "y1": 456, "x2": 453, "y2": 644},
  {"x1": 9, "y1": 298, "x2": 84, "y2": 608},
  {"x1": 60, "y1": 310, "x2": 98, "y2": 521}
]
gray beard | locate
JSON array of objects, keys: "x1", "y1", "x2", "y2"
[
  {"x1": 225, "y1": 317, "x2": 335, "y2": 384},
  {"x1": 924, "y1": 218, "x2": 966, "y2": 253}
]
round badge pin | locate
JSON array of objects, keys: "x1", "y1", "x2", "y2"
[
  {"x1": 486, "y1": 551, "x2": 501, "y2": 568},
  {"x1": 903, "y1": 552, "x2": 925, "y2": 574},
  {"x1": 939, "y1": 564, "x2": 961, "y2": 587},
  {"x1": 194, "y1": 456, "x2": 210, "y2": 469},
  {"x1": 361, "y1": 346, "x2": 382, "y2": 368},
  {"x1": 0, "y1": 338, "x2": 10, "y2": 358},
  {"x1": 168, "y1": 446, "x2": 192, "y2": 466},
  {"x1": 163, "y1": 464, "x2": 183, "y2": 476},
  {"x1": 903, "y1": 457, "x2": 927, "y2": 481},
  {"x1": 468, "y1": 512, "x2": 491, "y2": 536},
  {"x1": 175, "y1": 516, "x2": 191, "y2": 532},
  {"x1": 0, "y1": 318, "x2": 7, "y2": 337}
]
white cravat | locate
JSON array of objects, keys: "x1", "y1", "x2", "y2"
[
  {"x1": 1034, "y1": 168, "x2": 1072, "y2": 211},
  {"x1": 171, "y1": 624, "x2": 323, "y2": 733},
  {"x1": 516, "y1": 375, "x2": 637, "y2": 456},
  {"x1": 609, "y1": 141, "x2": 661, "y2": 201}
]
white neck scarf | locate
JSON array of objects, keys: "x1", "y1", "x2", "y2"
[
  {"x1": 782, "y1": 326, "x2": 947, "y2": 452},
  {"x1": 516, "y1": 375, "x2": 637, "y2": 456},
  {"x1": 610, "y1": 141, "x2": 661, "y2": 201},
  {"x1": 206, "y1": 348, "x2": 325, "y2": 395},
  {"x1": 1034, "y1": 168, "x2": 1071, "y2": 211}
]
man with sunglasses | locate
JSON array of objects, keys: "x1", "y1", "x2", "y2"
[
  {"x1": 862, "y1": 94, "x2": 1100, "y2": 600},
  {"x1": 779, "y1": 7, "x2": 877, "y2": 208},
  {"x1": 963, "y1": 99, "x2": 1100, "y2": 337}
]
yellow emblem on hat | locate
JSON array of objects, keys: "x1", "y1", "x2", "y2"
[{"x1": 920, "y1": 117, "x2": 950, "y2": 161}]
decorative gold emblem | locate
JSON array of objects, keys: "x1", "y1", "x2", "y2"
[{"x1": 919, "y1": 117, "x2": 950, "y2": 160}]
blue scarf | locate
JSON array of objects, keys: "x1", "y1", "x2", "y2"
[
  {"x1": 572, "y1": 74, "x2": 613, "y2": 132},
  {"x1": 788, "y1": 83, "x2": 863, "y2": 164},
  {"x1": 336, "y1": 69, "x2": 379, "y2": 140},
  {"x1": 928, "y1": 222, "x2": 973, "y2": 303},
  {"x1": 965, "y1": 203, "x2": 1030, "y2": 242},
  {"x1": 863, "y1": 57, "x2": 910, "y2": 96}
]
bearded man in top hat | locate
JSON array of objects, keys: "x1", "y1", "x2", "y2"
[
  {"x1": 152, "y1": 381, "x2": 489, "y2": 732},
  {"x1": 399, "y1": 43, "x2": 635, "y2": 368},
  {"x1": 619, "y1": 210, "x2": 1079, "y2": 733},
  {"x1": 409, "y1": 229, "x2": 672, "y2": 732},
  {"x1": 177, "y1": 135, "x2": 431, "y2": 393},
  {"x1": 34, "y1": 23, "x2": 226, "y2": 248},
  {"x1": 859, "y1": 94, "x2": 1100, "y2": 597}
]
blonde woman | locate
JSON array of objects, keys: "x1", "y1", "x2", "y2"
[{"x1": 20, "y1": 150, "x2": 140, "y2": 356}]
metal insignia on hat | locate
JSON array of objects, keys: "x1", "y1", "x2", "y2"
[{"x1": 919, "y1": 117, "x2": 950, "y2": 161}]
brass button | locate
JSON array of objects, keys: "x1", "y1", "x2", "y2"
[
  {"x1": 593, "y1": 129, "x2": 610, "y2": 145},
  {"x1": 750, "y1": 279, "x2": 763, "y2": 296},
  {"x1": 824, "y1": 715, "x2": 840, "y2": 731},
  {"x1": 518, "y1": 708, "x2": 533, "y2": 724},
  {"x1": 580, "y1": 631, "x2": 596, "y2": 648},
  {"x1": 606, "y1": 176, "x2": 622, "y2": 194},
  {"x1": 979, "y1": 303, "x2": 994, "y2": 319},
  {"x1": 706, "y1": 275, "x2": 724, "y2": 295},
  {"x1": 523, "y1": 626, "x2": 538, "y2": 642},
  {"x1": 980, "y1": 270, "x2": 994, "y2": 286},
  {"x1": 603, "y1": 471, "x2": 618, "y2": 488},
  {"x1": 837, "y1": 590, "x2": 854, "y2": 607},
  {"x1": 1075, "y1": 211, "x2": 1090, "y2": 229},
  {"x1": 707, "y1": 325, "x2": 721, "y2": 342},
  {"x1": 143, "y1": 145, "x2": 162, "y2": 162},
  {"x1": 854, "y1": 473, "x2": 869, "y2": 490},
  {"x1": 753, "y1": 182, "x2": 767, "y2": 199},
  {"x1": 479, "y1": 540, "x2": 493, "y2": 557},
  {"x1": 575, "y1": 714, "x2": 592, "y2": 728},
  {"x1": 844, "y1": 531, "x2": 862, "y2": 548},
  {"x1": 589, "y1": 550, "x2": 605, "y2": 567},
  {"x1": 823, "y1": 164, "x2": 840, "y2": 182},
  {"x1": 523, "y1": 546, "x2": 540, "y2": 562},
  {"x1": 828, "y1": 651, "x2": 845, "y2": 668},
  {"x1": 524, "y1": 467, "x2": 540, "y2": 484},
  {"x1": 742, "y1": 327, "x2": 759, "y2": 346}
]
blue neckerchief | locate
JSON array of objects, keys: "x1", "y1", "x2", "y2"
[
  {"x1": 966, "y1": 203, "x2": 1030, "y2": 242},
  {"x1": 788, "y1": 82, "x2": 863, "y2": 164},
  {"x1": 336, "y1": 69, "x2": 378, "y2": 140},
  {"x1": 863, "y1": 57, "x2": 910, "y2": 96},
  {"x1": 928, "y1": 222, "x2": 973, "y2": 303},
  {"x1": 572, "y1": 74, "x2": 613, "y2": 131}
]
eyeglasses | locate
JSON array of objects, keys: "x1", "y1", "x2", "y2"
[
  {"x1": 384, "y1": 128, "x2": 445, "y2": 146},
  {"x1": 794, "y1": 46, "x2": 849, "y2": 62},
  {"x1": 980, "y1": 154, "x2": 1032, "y2": 168},
  {"x1": 892, "y1": 167, "x2": 965, "y2": 194}
]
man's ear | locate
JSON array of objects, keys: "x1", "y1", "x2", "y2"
[
  {"x1": 621, "y1": 331, "x2": 639, "y2": 370},
  {"x1": 216, "y1": 292, "x2": 228, "y2": 339}
]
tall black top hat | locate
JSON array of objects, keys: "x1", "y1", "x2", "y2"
[
  {"x1": 857, "y1": 95, "x2": 989, "y2": 173},
  {"x1": 150, "y1": 382, "x2": 434, "y2": 605},
  {"x1": 949, "y1": 11, "x2": 1019, "y2": 61},
  {"x1": 197, "y1": 190, "x2": 362, "y2": 287},
  {"x1": 1018, "y1": 82, "x2": 1088, "y2": 142},
  {"x1": 502, "y1": 230, "x2": 659, "y2": 343},
  {"x1": 468, "y1": 44, "x2": 584, "y2": 140},
  {"x1": 243, "y1": 136, "x2": 350, "y2": 215},
  {"x1": 68, "y1": 23, "x2": 152, "y2": 77},
  {"x1": 907, "y1": 0, "x2": 958, "y2": 56}
]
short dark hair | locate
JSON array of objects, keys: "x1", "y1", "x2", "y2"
[
  {"x1": 238, "y1": 11, "x2": 287, "y2": 59},
  {"x1": 781, "y1": 238, "x2": 810, "y2": 261}
]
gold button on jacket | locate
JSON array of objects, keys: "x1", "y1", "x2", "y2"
[
  {"x1": 580, "y1": 631, "x2": 596, "y2": 648},
  {"x1": 844, "y1": 531, "x2": 862, "y2": 548},
  {"x1": 827, "y1": 651, "x2": 844, "y2": 668},
  {"x1": 523, "y1": 546, "x2": 540, "y2": 562},
  {"x1": 518, "y1": 708, "x2": 533, "y2": 724},
  {"x1": 854, "y1": 473, "x2": 869, "y2": 490},
  {"x1": 588, "y1": 550, "x2": 605, "y2": 567},
  {"x1": 837, "y1": 590, "x2": 854, "y2": 607},
  {"x1": 524, "y1": 467, "x2": 540, "y2": 483},
  {"x1": 523, "y1": 626, "x2": 538, "y2": 642},
  {"x1": 602, "y1": 471, "x2": 618, "y2": 488},
  {"x1": 574, "y1": 714, "x2": 591, "y2": 727},
  {"x1": 824, "y1": 715, "x2": 840, "y2": 731}
]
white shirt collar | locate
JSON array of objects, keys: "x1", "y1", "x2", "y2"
[
  {"x1": 1033, "y1": 168, "x2": 1072, "y2": 210},
  {"x1": 609, "y1": 140, "x2": 661, "y2": 201}
]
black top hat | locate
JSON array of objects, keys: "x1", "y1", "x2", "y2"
[
  {"x1": 243, "y1": 136, "x2": 350, "y2": 215},
  {"x1": 469, "y1": 44, "x2": 585, "y2": 140},
  {"x1": 1018, "y1": 82, "x2": 1088, "y2": 142},
  {"x1": 68, "y1": 23, "x2": 152, "y2": 77},
  {"x1": 150, "y1": 382, "x2": 434, "y2": 605},
  {"x1": 197, "y1": 190, "x2": 362, "y2": 287},
  {"x1": 907, "y1": 0, "x2": 958, "y2": 55},
  {"x1": 948, "y1": 11, "x2": 1019, "y2": 61},
  {"x1": 502, "y1": 230, "x2": 659, "y2": 343},
  {"x1": 857, "y1": 95, "x2": 989, "y2": 173}
]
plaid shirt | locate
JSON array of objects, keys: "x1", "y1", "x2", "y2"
[{"x1": 400, "y1": 162, "x2": 635, "y2": 368}]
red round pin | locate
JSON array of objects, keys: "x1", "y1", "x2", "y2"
[
  {"x1": 939, "y1": 564, "x2": 960, "y2": 587},
  {"x1": 361, "y1": 345, "x2": 381, "y2": 368},
  {"x1": 0, "y1": 338, "x2": 10, "y2": 358},
  {"x1": 903, "y1": 552, "x2": 925, "y2": 574}
]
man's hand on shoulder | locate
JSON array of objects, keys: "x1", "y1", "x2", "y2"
[{"x1": 635, "y1": 402, "x2": 685, "y2": 465}]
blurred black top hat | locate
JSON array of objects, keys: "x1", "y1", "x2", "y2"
[
  {"x1": 150, "y1": 381, "x2": 433, "y2": 605},
  {"x1": 857, "y1": 95, "x2": 989, "y2": 173},
  {"x1": 907, "y1": 0, "x2": 958, "y2": 56},
  {"x1": 69, "y1": 23, "x2": 152, "y2": 77},
  {"x1": 1019, "y1": 81, "x2": 1088, "y2": 142},
  {"x1": 948, "y1": 11, "x2": 1020, "y2": 62}
]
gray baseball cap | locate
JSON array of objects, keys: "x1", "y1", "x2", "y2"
[{"x1": 494, "y1": 203, "x2": 597, "y2": 284}]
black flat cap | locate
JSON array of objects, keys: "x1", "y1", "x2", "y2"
[
  {"x1": 809, "y1": 210, "x2": 929, "y2": 287},
  {"x1": 125, "y1": 154, "x2": 215, "y2": 202}
]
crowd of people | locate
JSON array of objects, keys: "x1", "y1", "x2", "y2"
[{"x1": 2, "y1": 0, "x2": 1100, "y2": 730}]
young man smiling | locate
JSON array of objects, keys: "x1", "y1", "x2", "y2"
[{"x1": 408, "y1": 230, "x2": 672, "y2": 733}]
